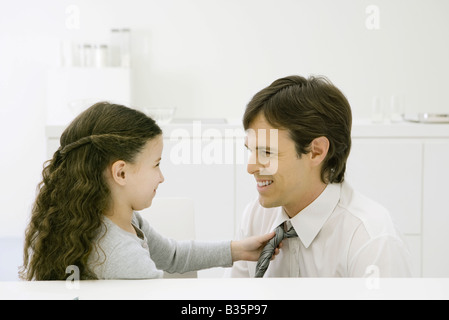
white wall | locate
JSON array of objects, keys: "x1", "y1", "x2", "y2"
[{"x1": 1, "y1": 0, "x2": 449, "y2": 237}]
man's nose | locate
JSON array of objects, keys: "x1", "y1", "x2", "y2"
[{"x1": 247, "y1": 152, "x2": 260, "y2": 175}]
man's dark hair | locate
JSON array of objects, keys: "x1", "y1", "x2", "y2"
[{"x1": 243, "y1": 75, "x2": 352, "y2": 183}]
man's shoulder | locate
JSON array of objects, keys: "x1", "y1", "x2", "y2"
[{"x1": 338, "y1": 181, "x2": 398, "y2": 239}]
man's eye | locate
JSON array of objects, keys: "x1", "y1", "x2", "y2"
[{"x1": 259, "y1": 150, "x2": 272, "y2": 157}]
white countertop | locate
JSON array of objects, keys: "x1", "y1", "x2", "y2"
[
  {"x1": 1, "y1": 278, "x2": 448, "y2": 300},
  {"x1": 351, "y1": 119, "x2": 449, "y2": 138},
  {"x1": 46, "y1": 119, "x2": 449, "y2": 139}
]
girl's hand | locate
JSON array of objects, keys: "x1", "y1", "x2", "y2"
[{"x1": 230, "y1": 232, "x2": 282, "y2": 262}]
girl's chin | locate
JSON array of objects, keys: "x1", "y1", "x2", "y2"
[{"x1": 133, "y1": 199, "x2": 154, "y2": 212}]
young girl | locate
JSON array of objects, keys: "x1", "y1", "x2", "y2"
[{"x1": 20, "y1": 102, "x2": 275, "y2": 280}]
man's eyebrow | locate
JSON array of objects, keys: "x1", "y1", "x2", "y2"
[
  {"x1": 244, "y1": 144, "x2": 278, "y2": 152},
  {"x1": 155, "y1": 157, "x2": 162, "y2": 162}
]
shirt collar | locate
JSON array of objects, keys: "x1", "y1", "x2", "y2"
[{"x1": 272, "y1": 183, "x2": 341, "y2": 249}]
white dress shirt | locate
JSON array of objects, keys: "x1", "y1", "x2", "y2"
[{"x1": 229, "y1": 181, "x2": 413, "y2": 277}]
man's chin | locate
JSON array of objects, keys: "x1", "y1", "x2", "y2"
[{"x1": 258, "y1": 195, "x2": 279, "y2": 208}]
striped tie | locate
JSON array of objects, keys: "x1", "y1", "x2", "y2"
[{"x1": 255, "y1": 222, "x2": 298, "y2": 278}]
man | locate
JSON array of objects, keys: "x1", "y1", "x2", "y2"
[{"x1": 229, "y1": 75, "x2": 412, "y2": 277}]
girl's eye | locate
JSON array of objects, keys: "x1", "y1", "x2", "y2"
[{"x1": 156, "y1": 162, "x2": 160, "y2": 167}]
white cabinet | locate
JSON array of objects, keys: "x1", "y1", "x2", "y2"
[
  {"x1": 346, "y1": 140, "x2": 422, "y2": 235},
  {"x1": 156, "y1": 138, "x2": 235, "y2": 242},
  {"x1": 156, "y1": 138, "x2": 237, "y2": 277},
  {"x1": 422, "y1": 141, "x2": 449, "y2": 277}
]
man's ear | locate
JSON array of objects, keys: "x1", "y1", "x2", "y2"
[
  {"x1": 110, "y1": 160, "x2": 127, "y2": 186},
  {"x1": 309, "y1": 136, "x2": 329, "y2": 166}
]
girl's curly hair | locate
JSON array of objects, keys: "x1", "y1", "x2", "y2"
[{"x1": 20, "y1": 102, "x2": 162, "y2": 280}]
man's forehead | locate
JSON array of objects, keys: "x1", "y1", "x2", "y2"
[
  {"x1": 245, "y1": 128, "x2": 280, "y2": 148},
  {"x1": 245, "y1": 127, "x2": 299, "y2": 156},
  {"x1": 247, "y1": 112, "x2": 273, "y2": 127}
]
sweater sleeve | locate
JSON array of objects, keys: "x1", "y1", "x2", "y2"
[
  {"x1": 99, "y1": 240, "x2": 164, "y2": 279},
  {"x1": 135, "y1": 212, "x2": 233, "y2": 274}
]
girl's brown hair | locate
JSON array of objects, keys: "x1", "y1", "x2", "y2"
[
  {"x1": 20, "y1": 102, "x2": 162, "y2": 280},
  {"x1": 243, "y1": 75, "x2": 352, "y2": 184}
]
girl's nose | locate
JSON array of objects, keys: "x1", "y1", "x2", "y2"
[{"x1": 159, "y1": 171, "x2": 165, "y2": 184}]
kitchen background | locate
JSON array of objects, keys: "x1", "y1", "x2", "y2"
[{"x1": 1, "y1": 0, "x2": 449, "y2": 279}]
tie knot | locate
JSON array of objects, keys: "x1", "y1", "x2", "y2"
[{"x1": 277, "y1": 222, "x2": 298, "y2": 240}]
